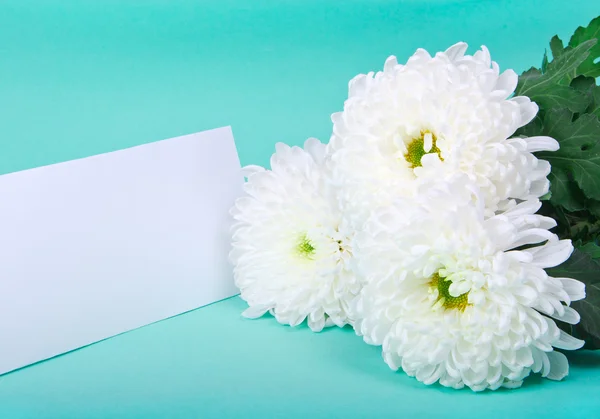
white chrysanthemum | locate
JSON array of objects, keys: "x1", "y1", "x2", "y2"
[
  {"x1": 327, "y1": 42, "x2": 558, "y2": 228},
  {"x1": 230, "y1": 139, "x2": 359, "y2": 332},
  {"x1": 353, "y1": 175, "x2": 585, "y2": 391}
]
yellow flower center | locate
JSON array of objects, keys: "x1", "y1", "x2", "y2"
[
  {"x1": 297, "y1": 234, "x2": 316, "y2": 259},
  {"x1": 404, "y1": 130, "x2": 443, "y2": 168},
  {"x1": 430, "y1": 272, "x2": 469, "y2": 311}
]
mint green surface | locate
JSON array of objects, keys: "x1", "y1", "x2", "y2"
[
  {"x1": 1, "y1": 297, "x2": 599, "y2": 419},
  {"x1": 1, "y1": 1, "x2": 600, "y2": 418}
]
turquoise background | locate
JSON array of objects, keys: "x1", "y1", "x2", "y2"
[{"x1": 1, "y1": 0, "x2": 600, "y2": 417}]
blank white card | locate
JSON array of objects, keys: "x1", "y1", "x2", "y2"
[{"x1": 0, "y1": 126, "x2": 243, "y2": 375}]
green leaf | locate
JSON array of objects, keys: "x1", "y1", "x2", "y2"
[
  {"x1": 517, "y1": 67, "x2": 542, "y2": 84},
  {"x1": 570, "y1": 219, "x2": 600, "y2": 243},
  {"x1": 546, "y1": 248, "x2": 599, "y2": 290},
  {"x1": 549, "y1": 35, "x2": 565, "y2": 59},
  {"x1": 537, "y1": 85, "x2": 586, "y2": 112},
  {"x1": 519, "y1": 18, "x2": 600, "y2": 349},
  {"x1": 574, "y1": 284, "x2": 600, "y2": 349},
  {"x1": 568, "y1": 16, "x2": 600, "y2": 78},
  {"x1": 540, "y1": 39, "x2": 594, "y2": 81},
  {"x1": 541, "y1": 50, "x2": 549, "y2": 73},
  {"x1": 570, "y1": 74, "x2": 595, "y2": 91},
  {"x1": 579, "y1": 241, "x2": 600, "y2": 258},
  {"x1": 537, "y1": 109, "x2": 600, "y2": 202},
  {"x1": 593, "y1": 87, "x2": 600, "y2": 119},
  {"x1": 547, "y1": 170, "x2": 586, "y2": 211},
  {"x1": 547, "y1": 248, "x2": 600, "y2": 348},
  {"x1": 588, "y1": 199, "x2": 600, "y2": 219},
  {"x1": 515, "y1": 40, "x2": 595, "y2": 112},
  {"x1": 514, "y1": 113, "x2": 543, "y2": 138},
  {"x1": 570, "y1": 75, "x2": 600, "y2": 117}
]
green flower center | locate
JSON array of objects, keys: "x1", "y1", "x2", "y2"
[
  {"x1": 297, "y1": 235, "x2": 316, "y2": 258},
  {"x1": 430, "y1": 272, "x2": 469, "y2": 311},
  {"x1": 404, "y1": 130, "x2": 443, "y2": 168}
]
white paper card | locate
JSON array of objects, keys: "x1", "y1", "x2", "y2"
[{"x1": 0, "y1": 126, "x2": 243, "y2": 375}]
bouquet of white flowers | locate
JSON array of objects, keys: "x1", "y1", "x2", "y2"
[{"x1": 230, "y1": 16, "x2": 600, "y2": 391}]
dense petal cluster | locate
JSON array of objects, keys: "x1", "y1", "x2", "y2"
[
  {"x1": 230, "y1": 42, "x2": 585, "y2": 391},
  {"x1": 327, "y1": 43, "x2": 558, "y2": 228},
  {"x1": 353, "y1": 176, "x2": 585, "y2": 391},
  {"x1": 230, "y1": 139, "x2": 360, "y2": 332}
]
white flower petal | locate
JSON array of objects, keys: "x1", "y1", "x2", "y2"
[
  {"x1": 545, "y1": 351, "x2": 569, "y2": 381},
  {"x1": 241, "y1": 165, "x2": 266, "y2": 177},
  {"x1": 528, "y1": 240, "x2": 574, "y2": 268},
  {"x1": 550, "y1": 306, "x2": 581, "y2": 325},
  {"x1": 327, "y1": 43, "x2": 555, "y2": 228},
  {"x1": 511, "y1": 97, "x2": 539, "y2": 126},
  {"x1": 384, "y1": 55, "x2": 398, "y2": 73},
  {"x1": 232, "y1": 139, "x2": 360, "y2": 331},
  {"x1": 495, "y1": 70, "x2": 518, "y2": 98},
  {"x1": 353, "y1": 177, "x2": 583, "y2": 391},
  {"x1": 525, "y1": 136, "x2": 560, "y2": 152},
  {"x1": 242, "y1": 306, "x2": 269, "y2": 319},
  {"x1": 553, "y1": 330, "x2": 585, "y2": 350},
  {"x1": 444, "y1": 42, "x2": 468, "y2": 61},
  {"x1": 557, "y1": 277, "x2": 586, "y2": 301},
  {"x1": 423, "y1": 132, "x2": 433, "y2": 153}
]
